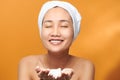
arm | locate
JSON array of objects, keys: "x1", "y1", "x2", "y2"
[
  {"x1": 18, "y1": 58, "x2": 31, "y2": 80},
  {"x1": 80, "y1": 61, "x2": 95, "y2": 80}
]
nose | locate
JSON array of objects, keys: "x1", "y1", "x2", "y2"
[{"x1": 51, "y1": 27, "x2": 61, "y2": 37}]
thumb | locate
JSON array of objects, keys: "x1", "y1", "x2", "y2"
[{"x1": 35, "y1": 66, "x2": 41, "y2": 73}]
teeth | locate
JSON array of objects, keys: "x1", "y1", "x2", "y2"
[{"x1": 49, "y1": 40, "x2": 63, "y2": 45}]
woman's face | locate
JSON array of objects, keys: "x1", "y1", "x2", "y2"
[{"x1": 41, "y1": 7, "x2": 74, "y2": 54}]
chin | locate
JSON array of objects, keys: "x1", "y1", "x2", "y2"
[
  {"x1": 48, "y1": 49, "x2": 63, "y2": 54},
  {"x1": 47, "y1": 48, "x2": 69, "y2": 55}
]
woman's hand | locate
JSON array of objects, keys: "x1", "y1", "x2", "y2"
[{"x1": 35, "y1": 66, "x2": 73, "y2": 80}]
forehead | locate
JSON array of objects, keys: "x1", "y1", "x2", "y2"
[{"x1": 43, "y1": 7, "x2": 72, "y2": 21}]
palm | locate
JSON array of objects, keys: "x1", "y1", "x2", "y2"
[{"x1": 35, "y1": 67, "x2": 73, "y2": 80}]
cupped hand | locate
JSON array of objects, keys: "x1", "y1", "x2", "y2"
[{"x1": 35, "y1": 66, "x2": 73, "y2": 80}]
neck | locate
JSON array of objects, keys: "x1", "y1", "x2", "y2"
[{"x1": 44, "y1": 50, "x2": 71, "y2": 69}]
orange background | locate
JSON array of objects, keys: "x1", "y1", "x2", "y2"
[{"x1": 0, "y1": 0, "x2": 120, "y2": 80}]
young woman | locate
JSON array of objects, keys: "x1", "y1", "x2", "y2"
[{"x1": 18, "y1": 1, "x2": 95, "y2": 80}]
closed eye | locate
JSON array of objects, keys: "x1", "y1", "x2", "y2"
[
  {"x1": 44, "y1": 26, "x2": 52, "y2": 28},
  {"x1": 61, "y1": 26, "x2": 68, "y2": 28}
]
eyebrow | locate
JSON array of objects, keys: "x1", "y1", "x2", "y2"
[
  {"x1": 43, "y1": 20, "x2": 52, "y2": 23},
  {"x1": 60, "y1": 20, "x2": 70, "y2": 23},
  {"x1": 43, "y1": 20, "x2": 71, "y2": 23}
]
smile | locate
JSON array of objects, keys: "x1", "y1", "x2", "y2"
[{"x1": 49, "y1": 39, "x2": 64, "y2": 45}]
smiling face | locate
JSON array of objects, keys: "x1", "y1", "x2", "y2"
[{"x1": 41, "y1": 7, "x2": 74, "y2": 54}]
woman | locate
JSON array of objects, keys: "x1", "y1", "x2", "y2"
[{"x1": 18, "y1": 1, "x2": 95, "y2": 80}]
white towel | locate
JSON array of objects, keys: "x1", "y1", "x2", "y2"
[{"x1": 38, "y1": 0, "x2": 81, "y2": 39}]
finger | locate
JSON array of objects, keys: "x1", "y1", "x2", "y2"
[
  {"x1": 62, "y1": 68, "x2": 74, "y2": 77},
  {"x1": 39, "y1": 69, "x2": 50, "y2": 79},
  {"x1": 35, "y1": 66, "x2": 41, "y2": 73},
  {"x1": 62, "y1": 73, "x2": 72, "y2": 80}
]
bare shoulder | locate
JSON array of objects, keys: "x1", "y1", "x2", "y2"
[
  {"x1": 72, "y1": 56, "x2": 95, "y2": 80},
  {"x1": 80, "y1": 58, "x2": 94, "y2": 69},
  {"x1": 19, "y1": 55, "x2": 39, "y2": 66},
  {"x1": 18, "y1": 54, "x2": 46, "y2": 69},
  {"x1": 73, "y1": 56, "x2": 94, "y2": 69},
  {"x1": 18, "y1": 55, "x2": 44, "y2": 80},
  {"x1": 80, "y1": 58, "x2": 95, "y2": 74}
]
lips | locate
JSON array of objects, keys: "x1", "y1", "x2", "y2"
[{"x1": 49, "y1": 39, "x2": 64, "y2": 45}]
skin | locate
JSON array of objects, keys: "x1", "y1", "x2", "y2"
[{"x1": 18, "y1": 7, "x2": 95, "y2": 80}]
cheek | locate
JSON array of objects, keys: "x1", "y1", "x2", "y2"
[
  {"x1": 61, "y1": 29, "x2": 74, "y2": 39},
  {"x1": 41, "y1": 30, "x2": 49, "y2": 40}
]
